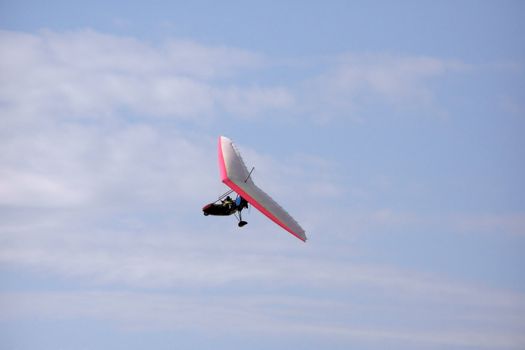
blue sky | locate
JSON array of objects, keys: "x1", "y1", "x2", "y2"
[{"x1": 1, "y1": 1, "x2": 524, "y2": 349}]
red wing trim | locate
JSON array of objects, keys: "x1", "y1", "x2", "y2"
[{"x1": 218, "y1": 136, "x2": 228, "y2": 182}]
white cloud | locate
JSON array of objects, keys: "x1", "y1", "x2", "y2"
[
  {"x1": 0, "y1": 122, "x2": 217, "y2": 209},
  {"x1": 0, "y1": 168, "x2": 88, "y2": 207},
  {"x1": 0, "y1": 30, "x2": 473, "y2": 126},
  {"x1": 0, "y1": 29, "x2": 289, "y2": 122}
]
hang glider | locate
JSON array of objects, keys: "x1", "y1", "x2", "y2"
[{"x1": 202, "y1": 136, "x2": 307, "y2": 242}]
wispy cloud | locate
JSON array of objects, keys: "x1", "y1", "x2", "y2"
[
  {"x1": 454, "y1": 213, "x2": 525, "y2": 236},
  {"x1": 301, "y1": 54, "x2": 468, "y2": 122},
  {"x1": 1, "y1": 30, "x2": 473, "y2": 126},
  {"x1": 0, "y1": 29, "x2": 289, "y2": 122},
  {"x1": 0, "y1": 122, "x2": 217, "y2": 209},
  {"x1": 1, "y1": 285, "x2": 523, "y2": 349}
]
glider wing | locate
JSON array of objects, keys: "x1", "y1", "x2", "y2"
[{"x1": 218, "y1": 136, "x2": 307, "y2": 242}]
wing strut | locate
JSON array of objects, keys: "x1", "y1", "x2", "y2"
[
  {"x1": 217, "y1": 189, "x2": 234, "y2": 201},
  {"x1": 244, "y1": 167, "x2": 255, "y2": 182}
]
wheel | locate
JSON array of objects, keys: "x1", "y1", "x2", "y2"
[
  {"x1": 238, "y1": 220, "x2": 248, "y2": 227},
  {"x1": 203, "y1": 212, "x2": 209, "y2": 216}
]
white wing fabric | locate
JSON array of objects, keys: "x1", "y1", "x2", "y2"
[{"x1": 218, "y1": 136, "x2": 307, "y2": 242}]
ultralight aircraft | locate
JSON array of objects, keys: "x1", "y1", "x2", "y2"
[{"x1": 202, "y1": 136, "x2": 307, "y2": 242}]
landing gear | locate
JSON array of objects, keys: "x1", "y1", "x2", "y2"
[{"x1": 236, "y1": 209, "x2": 248, "y2": 228}]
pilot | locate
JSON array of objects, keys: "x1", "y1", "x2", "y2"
[{"x1": 222, "y1": 196, "x2": 234, "y2": 210}]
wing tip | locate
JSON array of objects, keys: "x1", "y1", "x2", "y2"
[
  {"x1": 219, "y1": 135, "x2": 231, "y2": 143},
  {"x1": 293, "y1": 231, "x2": 308, "y2": 242}
]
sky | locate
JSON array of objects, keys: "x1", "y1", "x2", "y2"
[{"x1": 0, "y1": 1, "x2": 524, "y2": 349}]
